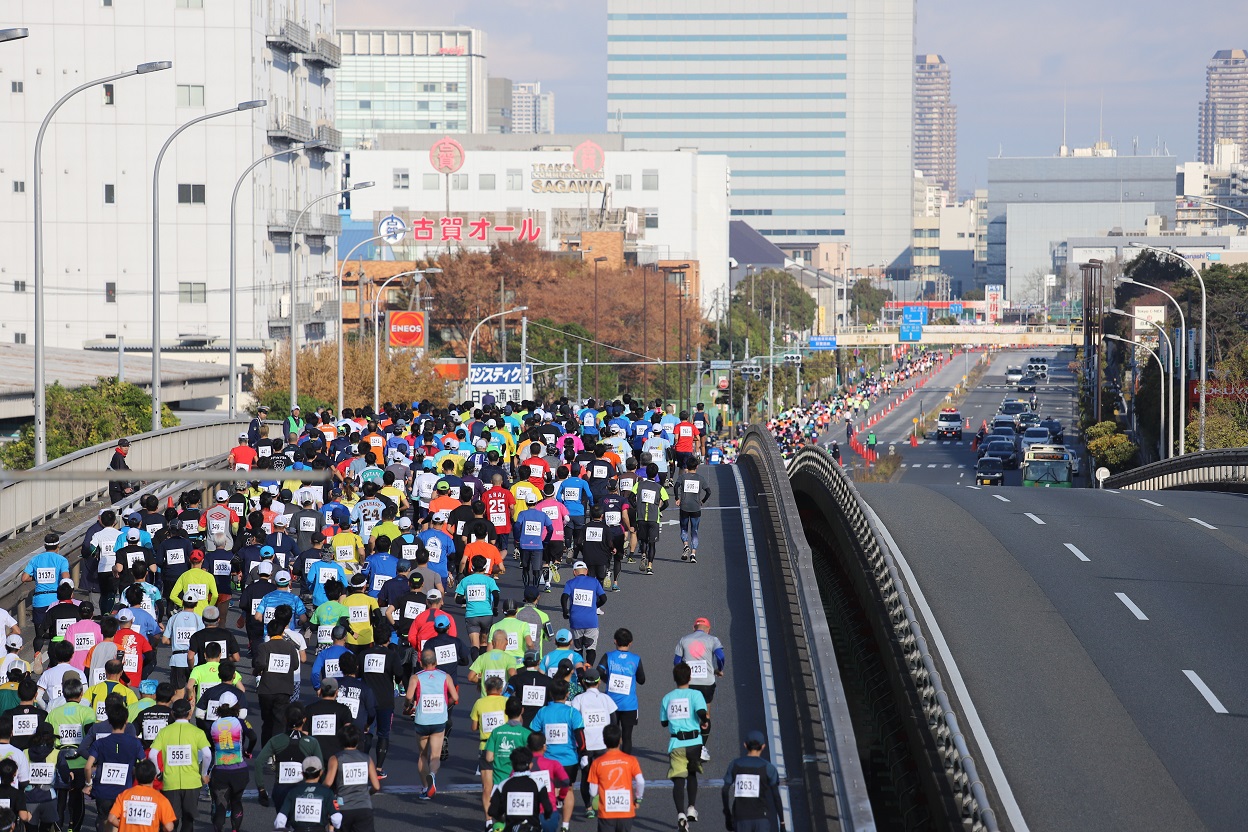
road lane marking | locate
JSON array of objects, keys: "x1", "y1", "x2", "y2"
[
  {"x1": 993, "y1": 494, "x2": 1010, "y2": 502},
  {"x1": 861, "y1": 502, "x2": 1030, "y2": 832},
  {"x1": 928, "y1": 464, "x2": 937, "y2": 468},
  {"x1": 966, "y1": 485, "x2": 981, "y2": 490},
  {"x1": 942, "y1": 464, "x2": 951, "y2": 469},
  {"x1": 1114, "y1": 592, "x2": 1149, "y2": 620},
  {"x1": 1024, "y1": 513, "x2": 1045, "y2": 525},
  {"x1": 1064, "y1": 543, "x2": 1091, "y2": 562},
  {"x1": 1140, "y1": 498, "x2": 1164, "y2": 507},
  {"x1": 1190, "y1": 517, "x2": 1218, "y2": 530},
  {"x1": 1183, "y1": 670, "x2": 1228, "y2": 714}
]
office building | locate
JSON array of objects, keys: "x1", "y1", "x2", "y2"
[
  {"x1": 914, "y1": 54, "x2": 957, "y2": 194},
  {"x1": 606, "y1": 0, "x2": 915, "y2": 272},
  {"x1": 1198, "y1": 49, "x2": 1248, "y2": 165},
  {"x1": 343, "y1": 134, "x2": 729, "y2": 308},
  {"x1": 0, "y1": 0, "x2": 340, "y2": 376},
  {"x1": 512, "y1": 82, "x2": 556, "y2": 134},
  {"x1": 488, "y1": 77, "x2": 514, "y2": 134},
  {"x1": 336, "y1": 27, "x2": 488, "y2": 147},
  {"x1": 985, "y1": 150, "x2": 1176, "y2": 297}
]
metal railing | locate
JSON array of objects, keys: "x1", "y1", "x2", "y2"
[
  {"x1": 267, "y1": 113, "x2": 314, "y2": 142},
  {"x1": 784, "y1": 438, "x2": 1000, "y2": 832},
  {"x1": 316, "y1": 123, "x2": 343, "y2": 151},
  {"x1": 309, "y1": 37, "x2": 342, "y2": 67},
  {"x1": 737, "y1": 427, "x2": 875, "y2": 832},
  {"x1": 266, "y1": 19, "x2": 312, "y2": 53},
  {"x1": 0, "y1": 420, "x2": 250, "y2": 541},
  {"x1": 1103, "y1": 446, "x2": 1248, "y2": 491}
]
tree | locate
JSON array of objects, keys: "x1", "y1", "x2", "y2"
[
  {"x1": 1087, "y1": 433, "x2": 1138, "y2": 471},
  {"x1": 0, "y1": 378, "x2": 180, "y2": 470},
  {"x1": 848, "y1": 279, "x2": 893, "y2": 324},
  {"x1": 961, "y1": 288, "x2": 985, "y2": 301}
]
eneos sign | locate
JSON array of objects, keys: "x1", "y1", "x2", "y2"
[{"x1": 388, "y1": 311, "x2": 427, "y2": 349}]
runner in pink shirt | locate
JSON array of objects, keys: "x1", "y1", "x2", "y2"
[
  {"x1": 64, "y1": 603, "x2": 102, "y2": 671},
  {"x1": 535, "y1": 485, "x2": 571, "y2": 589},
  {"x1": 529, "y1": 733, "x2": 573, "y2": 829}
]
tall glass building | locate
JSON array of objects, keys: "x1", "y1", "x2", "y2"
[
  {"x1": 336, "y1": 28, "x2": 488, "y2": 148},
  {"x1": 607, "y1": 0, "x2": 914, "y2": 272}
]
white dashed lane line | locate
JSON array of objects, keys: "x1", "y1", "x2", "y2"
[
  {"x1": 966, "y1": 485, "x2": 982, "y2": 490},
  {"x1": 1114, "y1": 592, "x2": 1149, "y2": 620},
  {"x1": 1183, "y1": 670, "x2": 1229, "y2": 714},
  {"x1": 1024, "y1": 512, "x2": 1045, "y2": 525},
  {"x1": 1064, "y1": 543, "x2": 1091, "y2": 562},
  {"x1": 1140, "y1": 498, "x2": 1164, "y2": 507},
  {"x1": 1189, "y1": 518, "x2": 1218, "y2": 530},
  {"x1": 993, "y1": 494, "x2": 1010, "y2": 503}
]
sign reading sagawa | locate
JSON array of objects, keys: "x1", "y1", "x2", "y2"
[
  {"x1": 531, "y1": 140, "x2": 605, "y2": 194},
  {"x1": 387, "y1": 311, "x2": 426, "y2": 349}
]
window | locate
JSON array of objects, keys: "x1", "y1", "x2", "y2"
[
  {"x1": 104, "y1": 184, "x2": 115, "y2": 204},
  {"x1": 176, "y1": 0, "x2": 203, "y2": 7},
  {"x1": 422, "y1": 83, "x2": 437, "y2": 93},
  {"x1": 178, "y1": 282, "x2": 206, "y2": 303},
  {"x1": 358, "y1": 100, "x2": 371, "y2": 109},
  {"x1": 101, "y1": 0, "x2": 111, "y2": 6},
  {"x1": 417, "y1": 101, "x2": 429, "y2": 111},
  {"x1": 479, "y1": 174, "x2": 496, "y2": 190},
  {"x1": 428, "y1": 122, "x2": 438, "y2": 130},
  {"x1": 446, "y1": 122, "x2": 459, "y2": 130},
  {"x1": 642, "y1": 169, "x2": 659, "y2": 190},
  {"x1": 451, "y1": 174, "x2": 468, "y2": 190},
  {"x1": 446, "y1": 101, "x2": 460, "y2": 111},
  {"x1": 445, "y1": 82, "x2": 459, "y2": 93},
  {"x1": 103, "y1": 84, "x2": 114, "y2": 105},
  {"x1": 506, "y1": 169, "x2": 523, "y2": 190},
  {"x1": 105, "y1": 282, "x2": 116, "y2": 303},
  {"x1": 343, "y1": 289, "x2": 358, "y2": 303},
  {"x1": 644, "y1": 209, "x2": 659, "y2": 229},
  {"x1": 393, "y1": 169, "x2": 410, "y2": 189},
  {"x1": 14, "y1": 281, "x2": 27, "y2": 293},
  {"x1": 615, "y1": 174, "x2": 632, "y2": 191},
  {"x1": 12, "y1": 181, "x2": 25, "y2": 194},
  {"x1": 176, "y1": 85, "x2": 204, "y2": 107},
  {"x1": 422, "y1": 173, "x2": 440, "y2": 190},
  {"x1": 177, "y1": 184, "x2": 206, "y2": 204},
  {"x1": 10, "y1": 81, "x2": 22, "y2": 93},
  {"x1": 13, "y1": 333, "x2": 26, "y2": 345}
]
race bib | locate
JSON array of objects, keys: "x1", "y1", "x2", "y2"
[
  {"x1": 349, "y1": 606, "x2": 369, "y2": 624},
  {"x1": 234, "y1": 463, "x2": 251, "y2": 472},
  {"x1": 528, "y1": 623, "x2": 539, "y2": 642},
  {"x1": 311, "y1": 714, "x2": 336, "y2": 735},
  {"x1": 679, "y1": 425, "x2": 693, "y2": 437},
  {"x1": 317, "y1": 568, "x2": 335, "y2": 585},
  {"x1": 123, "y1": 651, "x2": 139, "y2": 674},
  {"x1": 341, "y1": 761, "x2": 368, "y2": 786},
  {"x1": 640, "y1": 490, "x2": 656, "y2": 504},
  {"x1": 419, "y1": 693, "x2": 446, "y2": 715},
  {"x1": 100, "y1": 763, "x2": 129, "y2": 786},
  {"x1": 543, "y1": 723, "x2": 569, "y2": 745},
  {"x1": 608, "y1": 674, "x2": 632, "y2": 696},
  {"x1": 35, "y1": 567, "x2": 56, "y2": 584},
  {"x1": 434, "y1": 644, "x2": 457, "y2": 665},
  {"x1": 123, "y1": 800, "x2": 157, "y2": 826},
  {"x1": 593, "y1": 465, "x2": 608, "y2": 480},
  {"x1": 401, "y1": 544, "x2": 420, "y2": 559},
  {"x1": 404, "y1": 601, "x2": 426, "y2": 620},
  {"x1": 336, "y1": 545, "x2": 354, "y2": 562},
  {"x1": 279, "y1": 762, "x2": 302, "y2": 784},
  {"x1": 683, "y1": 479, "x2": 700, "y2": 494},
  {"x1": 181, "y1": 520, "x2": 199, "y2": 535},
  {"x1": 604, "y1": 788, "x2": 632, "y2": 813},
  {"x1": 28, "y1": 763, "x2": 54, "y2": 786},
  {"x1": 251, "y1": 599, "x2": 262, "y2": 616},
  {"x1": 12, "y1": 714, "x2": 37, "y2": 736},
  {"x1": 323, "y1": 659, "x2": 341, "y2": 678},
  {"x1": 59, "y1": 722, "x2": 83, "y2": 743},
  {"x1": 427, "y1": 545, "x2": 442, "y2": 565},
  {"x1": 572, "y1": 588, "x2": 594, "y2": 607},
  {"x1": 585, "y1": 527, "x2": 603, "y2": 542},
  {"x1": 371, "y1": 573, "x2": 387, "y2": 592},
  {"x1": 562, "y1": 487, "x2": 579, "y2": 502},
  {"x1": 57, "y1": 618, "x2": 73, "y2": 638},
  {"x1": 317, "y1": 626, "x2": 333, "y2": 645},
  {"x1": 530, "y1": 768, "x2": 551, "y2": 793},
  {"x1": 688, "y1": 659, "x2": 710, "y2": 680},
  {"x1": 145, "y1": 523, "x2": 163, "y2": 536},
  {"x1": 183, "y1": 585, "x2": 204, "y2": 602},
  {"x1": 258, "y1": 446, "x2": 272, "y2": 458},
  {"x1": 364, "y1": 654, "x2": 386, "y2": 674},
  {"x1": 667, "y1": 698, "x2": 691, "y2": 721},
  {"x1": 465, "y1": 584, "x2": 487, "y2": 603},
  {"x1": 204, "y1": 701, "x2": 221, "y2": 721},
  {"x1": 166, "y1": 744, "x2": 192, "y2": 767},
  {"x1": 293, "y1": 798, "x2": 321, "y2": 823},
  {"x1": 734, "y1": 773, "x2": 761, "y2": 799},
  {"x1": 507, "y1": 792, "x2": 534, "y2": 814},
  {"x1": 212, "y1": 559, "x2": 231, "y2": 576},
  {"x1": 523, "y1": 521, "x2": 541, "y2": 538},
  {"x1": 165, "y1": 548, "x2": 185, "y2": 566},
  {"x1": 209, "y1": 519, "x2": 227, "y2": 535},
  {"x1": 448, "y1": 487, "x2": 461, "y2": 501},
  {"x1": 605, "y1": 511, "x2": 621, "y2": 526},
  {"x1": 542, "y1": 506, "x2": 558, "y2": 521},
  {"x1": 143, "y1": 715, "x2": 167, "y2": 741},
  {"x1": 299, "y1": 517, "x2": 316, "y2": 532},
  {"x1": 267, "y1": 653, "x2": 291, "y2": 674},
  {"x1": 481, "y1": 711, "x2": 505, "y2": 733},
  {"x1": 490, "y1": 512, "x2": 507, "y2": 526},
  {"x1": 521, "y1": 685, "x2": 546, "y2": 707},
  {"x1": 583, "y1": 709, "x2": 608, "y2": 729}
]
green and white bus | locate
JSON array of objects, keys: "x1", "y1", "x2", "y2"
[{"x1": 1022, "y1": 445, "x2": 1074, "y2": 488}]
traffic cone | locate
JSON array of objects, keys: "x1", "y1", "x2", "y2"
[{"x1": 910, "y1": 434, "x2": 918, "y2": 447}]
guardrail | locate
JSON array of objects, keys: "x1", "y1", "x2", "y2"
[
  {"x1": 1103, "y1": 447, "x2": 1248, "y2": 491},
  {"x1": 785, "y1": 440, "x2": 1000, "y2": 832},
  {"x1": 736, "y1": 427, "x2": 875, "y2": 832},
  {"x1": 0, "y1": 420, "x2": 251, "y2": 542}
]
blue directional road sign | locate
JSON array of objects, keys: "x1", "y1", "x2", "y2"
[
  {"x1": 902, "y1": 306, "x2": 928, "y2": 325},
  {"x1": 949, "y1": 303, "x2": 964, "y2": 315},
  {"x1": 899, "y1": 324, "x2": 923, "y2": 342},
  {"x1": 808, "y1": 336, "x2": 838, "y2": 350}
]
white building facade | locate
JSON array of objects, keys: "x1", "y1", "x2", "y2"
[
  {"x1": 347, "y1": 136, "x2": 729, "y2": 307},
  {"x1": 511, "y1": 82, "x2": 555, "y2": 134},
  {"x1": 0, "y1": 0, "x2": 341, "y2": 357},
  {"x1": 606, "y1": 0, "x2": 914, "y2": 273}
]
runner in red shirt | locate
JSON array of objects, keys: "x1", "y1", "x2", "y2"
[
  {"x1": 227, "y1": 435, "x2": 258, "y2": 471},
  {"x1": 673, "y1": 411, "x2": 699, "y2": 469},
  {"x1": 407, "y1": 590, "x2": 458, "y2": 650},
  {"x1": 482, "y1": 478, "x2": 517, "y2": 553}
]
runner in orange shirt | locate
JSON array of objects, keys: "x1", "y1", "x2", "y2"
[
  {"x1": 587, "y1": 724, "x2": 645, "y2": 825},
  {"x1": 426, "y1": 482, "x2": 460, "y2": 531},
  {"x1": 461, "y1": 538, "x2": 505, "y2": 577},
  {"x1": 107, "y1": 760, "x2": 176, "y2": 832}
]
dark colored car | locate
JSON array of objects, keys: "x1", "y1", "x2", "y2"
[
  {"x1": 1040, "y1": 419, "x2": 1065, "y2": 443},
  {"x1": 982, "y1": 440, "x2": 1019, "y2": 469},
  {"x1": 989, "y1": 426, "x2": 1019, "y2": 449},
  {"x1": 975, "y1": 456, "x2": 1005, "y2": 486},
  {"x1": 1016, "y1": 373, "x2": 1039, "y2": 392},
  {"x1": 999, "y1": 401, "x2": 1029, "y2": 419}
]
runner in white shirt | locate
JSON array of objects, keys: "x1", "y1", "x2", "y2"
[{"x1": 570, "y1": 667, "x2": 619, "y2": 810}]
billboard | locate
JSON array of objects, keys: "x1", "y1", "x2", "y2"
[
  {"x1": 387, "y1": 311, "x2": 427, "y2": 349},
  {"x1": 985, "y1": 284, "x2": 1004, "y2": 323},
  {"x1": 468, "y1": 363, "x2": 532, "y2": 406}
]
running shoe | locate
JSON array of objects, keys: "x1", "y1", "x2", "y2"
[
  {"x1": 375, "y1": 768, "x2": 387, "y2": 780},
  {"x1": 688, "y1": 805, "x2": 700, "y2": 822}
]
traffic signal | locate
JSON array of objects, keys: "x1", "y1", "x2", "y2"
[{"x1": 783, "y1": 353, "x2": 803, "y2": 366}]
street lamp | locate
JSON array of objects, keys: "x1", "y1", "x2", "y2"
[
  {"x1": 593, "y1": 256, "x2": 607, "y2": 400},
  {"x1": 1117, "y1": 275, "x2": 1186, "y2": 455},
  {"x1": 372, "y1": 270, "x2": 422, "y2": 413},
  {"x1": 1128, "y1": 243, "x2": 1207, "y2": 450},
  {"x1": 467, "y1": 307, "x2": 528, "y2": 402},
  {"x1": 151, "y1": 98, "x2": 265, "y2": 431},
  {"x1": 0, "y1": 28, "x2": 29, "y2": 43},
  {"x1": 289, "y1": 181, "x2": 374, "y2": 410},
  {"x1": 1110, "y1": 308, "x2": 1175, "y2": 458},
  {"x1": 335, "y1": 228, "x2": 389, "y2": 415},
  {"x1": 227, "y1": 139, "x2": 325, "y2": 417},
  {"x1": 1106, "y1": 334, "x2": 1166, "y2": 459},
  {"x1": 1182, "y1": 195, "x2": 1248, "y2": 224},
  {"x1": 31, "y1": 59, "x2": 171, "y2": 465}
]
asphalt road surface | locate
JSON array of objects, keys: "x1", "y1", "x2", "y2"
[
  {"x1": 134, "y1": 463, "x2": 782, "y2": 832},
  {"x1": 856, "y1": 482, "x2": 1248, "y2": 832}
]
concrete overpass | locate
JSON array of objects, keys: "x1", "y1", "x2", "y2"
[{"x1": 831, "y1": 325, "x2": 1080, "y2": 347}]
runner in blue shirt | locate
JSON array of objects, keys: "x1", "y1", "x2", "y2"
[
  {"x1": 514, "y1": 495, "x2": 553, "y2": 590},
  {"x1": 23, "y1": 533, "x2": 71, "y2": 637},
  {"x1": 254, "y1": 571, "x2": 308, "y2": 629},
  {"x1": 577, "y1": 400, "x2": 602, "y2": 440},
  {"x1": 529, "y1": 680, "x2": 586, "y2": 783},
  {"x1": 540, "y1": 629, "x2": 587, "y2": 675},
  {"x1": 561, "y1": 562, "x2": 607, "y2": 664},
  {"x1": 364, "y1": 536, "x2": 400, "y2": 597},
  {"x1": 554, "y1": 470, "x2": 591, "y2": 557},
  {"x1": 597, "y1": 627, "x2": 646, "y2": 754},
  {"x1": 305, "y1": 551, "x2": 349, "y2": 607},
  {"x1": 417, "y1": 527, "x2": 454, "y2": 585}
]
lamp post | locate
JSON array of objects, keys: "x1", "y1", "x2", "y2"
[
  {"x1": 228, "y1": 139, "x2": 325, "y2": 417},
  {"x1": 0, "y1": 28, "x2": 29, "y2": 43},
  {"x1": 32, "y1": 59, "x2": 171, "y2": 465},
  {"x1": 289, "y1": 181, "x2": 373, "y2": 411},
  {"x1": 467, "y1": 307, "x2": 528, "y2": 402},
  {"x1": 335, "y1": 229, "x2": 388, "y2": 415},
  {"x1": 153, "y1": 99, "x2": 263, "y2": 432},
  {"x1": 1182, "y1": 195, "x2": 1248, "y2": 224},
  {"x1": 1117, "y1": 275, "x2": 1186, "y2": 455},
  {"x1": 1106, "y1": 334, "x2": 1165, "y2": 459},
  {"x1": 1110, "y1": 308, "x2": 1175, "y2": 458},
  {"x1": 593, "y1": 256, "x2": 607, "y2": 400},
  {"x1": 372, "y1": 270, "x2": 421, "y2": 413},
  {"x1": 1128, "y1": 243, "x2": 1207, "y2": 450}
]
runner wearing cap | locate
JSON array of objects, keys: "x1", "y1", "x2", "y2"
[
  {"x1": 304, "y1": 545, "x2": 348, "y2": 609},
  {"x1": 254, "y1": 571, "x2": 308, "y2": 632},
  {"x1": 341, "y1": 574, "x2": 379, "y2": 649},
  {"x1": 206, "y1": 691, "x2": 251, "y2": 832},
  {"x1": 540, "y1": 630, "x2": 587, "y2": 677},
  {"x1": 198, "y1": 493, "x2": 240, "y2": 552},
  {"x1": 722, "y1": 730, "x2": 784, "y2": 832},
  {"x1": 228, "y1": 435, "x2": 258, "y2": 472},
  {"x1": 0, "y1": 635, "x2": 30, "y2": 680},
  {"x1": 561, "y1": 562, "x2": 607, "y2": 666},
  {"x1": 674, "y1": 618, "x2": 725, "y2": 761},
  {"x1": 571, "y1": 667, "x2": 619, "y2": 817},
  {"x1": 23, "y1": 534, "x2": 71, "y2": 640},
  {"x1": 187, "y1": 606, "x2": 241, "y2": 670},
  {"x1": 273, "y1": 755, "x2": 341, "y2": 832},
  {"x1": 237, "y1": 563, "x2": 275, "y2": 653},
  {"x1": 149, "y1": 698, "x2": 211, "y2": 832},
  {"x1": 514, "y1": 493, "x2": 554, "y2": 592},
  {"x1": 169, "y1": 552, "x2": 217, "y2": 617},
  {"x1": 404, "y1": 649, "x2": 457, "y2": 801}
]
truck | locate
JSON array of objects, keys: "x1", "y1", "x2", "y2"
[{"x1": 936, "y1": 408, "x2": 963, "y2": 440}]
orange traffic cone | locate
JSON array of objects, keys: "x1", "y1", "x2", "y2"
[{"x1": 910, "y1": 434, "x2": 918, "y2": 447}]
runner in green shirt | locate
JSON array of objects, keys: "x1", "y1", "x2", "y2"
[
  {"x1": 487, "y1": 601, "x2": 534, "y2": 667},
  {"x1": 308, "y1": 593, "x2": 350, "y2": 650},
  {"x1": 150, "y1": 700, "x2": 211, "y2": 792},
  {"x1": 46, "y1": 678, "x2": 96, "y2": 769},
  {"x1": 484, "y1": 698, "x2": 531, "y2": 782},
  {"x1": 467, "y1": 631, "x2": 516, "y2": 696}
]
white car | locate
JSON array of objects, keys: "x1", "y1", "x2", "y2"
[
  {"x1": 1005, "y1": 367, "x2": 1024, "y2": 383},
  {"x1": 1059, "y1": 445, "x2": 1081, "y2": 475},
  {"x1": 1021, "y1": 427, "x2": 1051, "y2": 450}
]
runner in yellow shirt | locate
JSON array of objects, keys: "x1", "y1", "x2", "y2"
[
  {"x1": 342, "y1": 574, "x2": 379, "y2": 646},
  {"x1": 169, "y1": 552, "x2": 218, "y2": 614}
]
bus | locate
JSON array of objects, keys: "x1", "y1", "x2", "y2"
[{"x1": 1022, "y1": 445, "x2": 1074, "y2": 488}]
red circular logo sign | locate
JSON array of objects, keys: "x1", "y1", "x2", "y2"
[
  {"x1": 573, "y1": 140, "x2": 604, "y2": 174},
  {"x1": 429, "y1": 137, "x2": 466, "y2": 174},
  {"x1": 717, "y1": 378, "x2": 730, "y2": 391},
  {"x1": 388, "y1": 311, "x2": 426, "y2": 348}
]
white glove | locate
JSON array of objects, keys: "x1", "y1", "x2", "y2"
[
  {"x1": 330, "y1": 813, "x2": 343, "y2": 829},
  {"x1": 580, "y1": 756, "x2": 589, "y2": 768},
  {"x1": 273, "y1": 814, "x2": 288, "y2": 830}
]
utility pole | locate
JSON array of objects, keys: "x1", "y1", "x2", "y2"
[
  {"x1": 767, "y1": 278, "x2": 775, "y2": 421},
  {"x1": 563, "y1": 347, "x2": 569, "y2": 398},
  {"x1": 744, "y1": 336, "x2": 751, "y2": 429},
  {"x1": 500, "y1": 274, "x2": 507, "y2": 361},
  {"x1": 577, "y1": 343, "x2": 583, "y2": 404},
  {"x1": 520, "y1": 316, "x2": 528, "y2": 401}
]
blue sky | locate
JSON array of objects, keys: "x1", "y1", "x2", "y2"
[{"x1": 339, "y1": 0, "x2": 1235, "y2": 192}]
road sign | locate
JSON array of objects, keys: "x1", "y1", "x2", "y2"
[
  {"x1": 808, "y1": 336, "x2": 838, "y2": 351},
  {"x1": 899, "y1": 324, "x2": 923, "y2": 342},
  {"x1": 709, "y1": 360, "x2": 732, "y2": 370},
  {"x1": 1095, "y1": 466, "x2": 1111, "y2": 484},
  {"x1": 468, "y1": 363, "x2": 531, "y2": 405},
  {"x1": 717, "y1": 378, "x2": 729, "y2": 390},
  {"x1": 902, "y1": 306, "x2": 928, "y2": 325},
  {"x1": 387, "y1": 311, "x2": 426, "y2": 349},
  {"x1": 949, "y1": 303, "x2": 964, "y2": 315},
  {"x1": 429, "y1": 136, "x2": 466, "y2": 173},
  {"x1": 378, "y1": 214, "x2": 407, "y2": 245}
]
